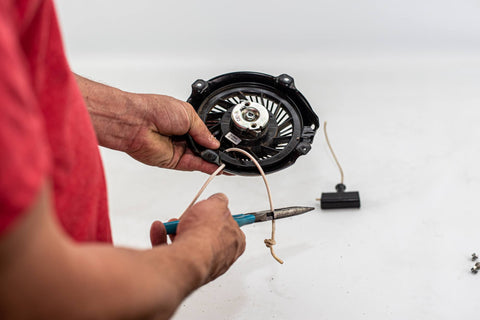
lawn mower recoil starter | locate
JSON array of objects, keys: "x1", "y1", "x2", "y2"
[{"x1": 186, "y1": 72, "x2": 319, "y2": 175}]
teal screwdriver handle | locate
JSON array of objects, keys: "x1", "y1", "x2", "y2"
[
  {"x1": 163, "y1": 214, "x2": 256, "y2": 235},
  {"x1": 232, "y1": 214, "x2": 257, "y2": 227}
]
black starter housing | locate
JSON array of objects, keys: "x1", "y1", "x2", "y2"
[{"x1": 187, "y1": 72, "x2": 319, "y2": 175}]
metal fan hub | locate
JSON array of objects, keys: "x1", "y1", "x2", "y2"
[{"x1": 231, "y1": 101, "x2": 269, "y2": 132}]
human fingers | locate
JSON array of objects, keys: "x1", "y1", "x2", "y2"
[
  {"x1": 147, "y1": 95, "x2": 218, "y2": 149},
  {"x1": 172, "y1": 146, "x2": 222, "y2": 174},
  {"x1": 151, "y1": 218, "x2": 181, "y2": 246},
  {"x1": 183, "y1": 103, "x2": 220, "y2": 150},
  {"x1": 150, "y1": 220, "x2": 167, "y2": 247},
  {"x1": 167, "y1": 218, "x2": 178, "y2": 243},
  {"x1": 127, "y1": 130, "x2": 221, "y2": 173},
  {"x1": 177, "y1": 193, "x2": 246, "y2": 283},
  {"x1": 127, "y1": 128, "x2": 174, "y2": 167},
  {"x1": 201, "y1": 195, "x2": 246, "y2": 281},
  {"x1": 205, "y1": 192, "x2": 229, "y2": 207},
  {"x1": 129, "y1": 95, "x2": 224, "y2": 171}
]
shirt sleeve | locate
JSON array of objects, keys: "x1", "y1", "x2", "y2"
[{"x1": 0, "y1": 2, "x2": 51, "y2": 235}]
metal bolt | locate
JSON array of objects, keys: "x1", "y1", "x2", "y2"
[
  {"x1": 277, "y1": 74, "x2": 295, "y2": 88},
  {"x1": 471, "y1": 262, "x2": 480, "y2": 274},
  {"x1": 472, "y1": 253, "x2": 478, "y2": 261},
  {"x1": 245, "y1": 111, "x2": 256, "y2": 121},
  {"x1": 192, "y1": 80, "x2": 207, "y2": 93},
  {"x1": 279, "y1": 75, "x2": 292, "y2": 85},
  {"x1": 295, "y1": 142, "x2": 311, "y2": 155}
]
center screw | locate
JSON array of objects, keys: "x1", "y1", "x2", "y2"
[{"x1": 246, "y1": 111, "x2": 256, "y2": 121}]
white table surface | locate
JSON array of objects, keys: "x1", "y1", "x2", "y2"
[{"x1": 72, "y1": 54, "x2": 480, "y2": 319}]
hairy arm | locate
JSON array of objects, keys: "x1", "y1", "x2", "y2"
[
  {"x1": 75, "y1": 74, "x2": 220, "y2": 173},
  {"x1": 0, "y1": 183, "x2": 245, "y2": 319}
]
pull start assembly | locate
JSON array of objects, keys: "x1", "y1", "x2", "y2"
[{"x1": 187, "y1": 72, "x2": 319, "y2": 175}]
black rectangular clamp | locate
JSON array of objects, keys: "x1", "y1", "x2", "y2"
[{"x1": 320, "y1": 183, "x2": 361, "y2": 209}]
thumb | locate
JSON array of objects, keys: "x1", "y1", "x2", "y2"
[
  {"x1": 208, "y1": 192, "x2": 229, "y2": 204},
  {"x1": 186, "y1": 104, "x2": 220, "y2": 150},
  {"x1": 150, "y1": 220, "x2": 168, "y2": 246}
]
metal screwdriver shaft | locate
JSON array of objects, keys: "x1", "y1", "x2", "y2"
[{"x1": 163, "y1": 206, "x2": 314, "y2": 235}]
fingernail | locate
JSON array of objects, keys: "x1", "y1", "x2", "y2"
[
  {"x1": 210, "y1": 193, "x2": 228, "y2": 202},
  {"x1": 210, "y1": 135, "x2": 220, "y2": 148}
]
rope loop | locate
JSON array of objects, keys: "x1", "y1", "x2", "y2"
[{"x1": 187, "y1": 147, "x2": 284, "y2": 264}]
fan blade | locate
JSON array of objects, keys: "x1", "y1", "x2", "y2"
[
  {"x1": 261, "y1": 145, "x2": 280, "y2": 156},
  {"x1": 206, "y1": 112, "x2": 224, "y2": 123},
  {"x1": 246, "y1": 147, "x2": 263, "y2": 161},
  {"x1": 277, "y1": 119, "x2": 292, "y2": 132},
  {"x1": 216, "y1": 99, "x2": 235, "y2": 109},
  {"x1": 260, "y1": 92, "x2": 266, "y2": 106},
  {"x1": 274, "y1": 102, "x2": 283, "y2": 119},
  {"x1": 207, "y1": 123, "x2": 221, "y2": 133},
  {"x1": 272, "y1": 136, "x2": 292, "y2": 145},
  {"x1": 237, "y1": 91, "x2": 248, "y2": 101},
  {"x1": 209, "y1": 124, "x2": 222, "y2": 138}
]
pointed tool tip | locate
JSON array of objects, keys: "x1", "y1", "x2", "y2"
[{"x1": 273, "y1": 206, "x2": 316, "y2": 220}]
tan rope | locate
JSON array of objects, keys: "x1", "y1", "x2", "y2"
[
  {"x1": 324, "y1": 121, "x2": 344, "y2": 185},
  {"x1": 188, "y1": 148, "x2": 283, "y2": 264},
  {"x1": 224, "y1": 148, "x2": 283, "y2": 264},
  {"x1": 187, "y1": 163, "x2": 226, "y2": 210}
]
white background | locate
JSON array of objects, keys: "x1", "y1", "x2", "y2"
[{"x1": 56, "y1": 1, "x2": 480, "y2": 319}]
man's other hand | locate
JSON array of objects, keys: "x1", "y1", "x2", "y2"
[
  {"x1": 150, "y1": 193, "x2": 246, "y2": 284},
  {"x1": 124, "y1": 93, "x2": 220, "y2": 173},
  {"x1": 76, "y1": 75, "x2": 221, "y2": 174}
]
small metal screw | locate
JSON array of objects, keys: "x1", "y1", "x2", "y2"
[
  {"x1": 471, "y1": 262, "x2": 480, "y2": 274},
  {"x1": 245, "y1": 111, "x2": 256, "y2": 121},
  {"x1": 192, "y1": 80, "x2": 207, "y2": 93},
  {"x1": 277, "y1": 74, "x2": 294, "y2": 87},
  {"x1": 280, "y1": 76, "x2": 292, "y2": 84},
  {"x1": 296, "y1": 142, "x2": 311, "y2": 155},
  {"x1": 472, "y1": 253, "x2": 478, "y2": 261}
]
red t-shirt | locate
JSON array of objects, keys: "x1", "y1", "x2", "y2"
[{"x1": 0, "y1": 0, "x2": 111, "y2": 242}]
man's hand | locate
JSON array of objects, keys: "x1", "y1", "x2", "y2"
[
  {"x1": 0, "y1": 184, "x2": 245, "y2": 319},
  {"x1": 76, "y1": 75, "x2": 220, "y2": 174},
  {"x1": 150, "y1": 193, "x2": 246, "y2": 284}
]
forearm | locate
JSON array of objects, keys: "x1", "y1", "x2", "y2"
[
  {"x1": 75, "y1": 74, "x2": 141, "y2": 151},
  {"x1": 75, "y1": 73, "x2": 221, "y2": 172},
  {"x1": 5, "y1": 246, "x2": 206, "y2": 319},
  {"x1": 0, "y1": 184, "x2": 211, "y2": 320},
  {"x1": 68, "y1": 242, "x2": 208, "y2": 319}
]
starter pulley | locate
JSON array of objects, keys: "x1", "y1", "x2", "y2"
[{"x1": 187, "y1": 72, "x2": 319, "y2": 175}]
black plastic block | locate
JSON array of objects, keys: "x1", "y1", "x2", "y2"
[{"x1": 321, "y1": 191, "x2": 361, "y2": 209}]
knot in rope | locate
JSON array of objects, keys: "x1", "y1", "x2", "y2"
[
  {"x1": 264, "y1": 238, "x2": 276, "y2": 247},
  {"x1": 190, "y1": 147, "x2": 284, "y2": 264}
]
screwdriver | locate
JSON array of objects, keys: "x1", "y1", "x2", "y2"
[{"x1": 163, "y1": 206, "x2": 314, "y2": 235}]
